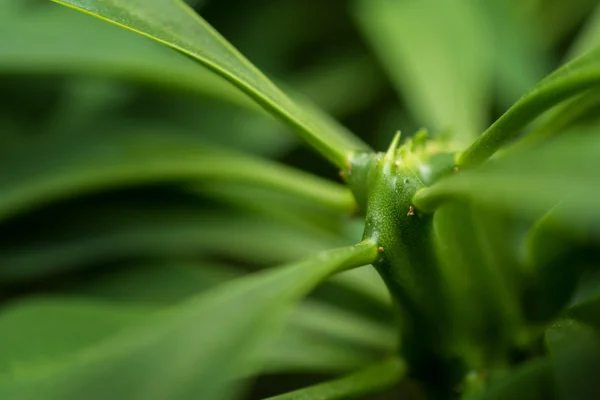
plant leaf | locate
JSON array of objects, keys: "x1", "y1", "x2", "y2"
[
  {"x1": 545, "y1": 320, "x2": 600, "y2": 400},
  {"x1": 433, "y1": 203, "x2": 524, "y2": 365},
  {"x1": 0, "y1": 131, "x2": 354, "y2": 222},
  {"x1": 0, "y1": 242, "x2": 378, "y2": 400},
  {"x1": 0, "y1": 1, "x2": 252, "y2": 110},
  {"x1": 0, "y1": 206, "x2": 342, "y2": 282},
  {"x1": 67, "y1": 261, "x2": 395, "y2": 358},
  {"x1": 566, "y1": 270, "x2": 600, "y2": 328},
  {"x1": 0, "y1": 295, "x2": 390, "y2": 380},
  {"x1": 500, "y1": 89, "x2": 600, "y2": 155},
  {"x1": 466, "y1": 358, "x2": 554, "y2": 400},
  {"x1": 459, "y1": 47, "x2": 600, "y2": 166},
  {"x1": 353, "y1": 0, "x2": 492, "y2": 145},
  {"x1": 567, "y1": 2, "x2": 600, "y2": 60},
  {"x1": 414, "y1": 130, "x2": 600, "y2": 231},
  {"x1": 51, "y1": 0, "x2": 370, "y2": 167},
  {"x1": 264, "y1": 358, "x2": 405, "y2": 400}
]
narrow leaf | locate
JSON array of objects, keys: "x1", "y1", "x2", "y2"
[
  {"x1": 0, "y1": 1, "x2": 252, "y2": 110},
  {"x1": 459, "y1": 48, "x2": 600, "y2": 166},
  {"x1": 567, "y1": 2, "x2": 600, "y2": 60},
  {"x1": 500, "y1": 89, "x2": 600, "y2": 155},
  {"x1": 546, "y1": 320, "x2": 600, "y2": 400},
  {"x1": 0, "y1": 296, "x2": 388, "y2": 379},
  {"x1": 467, "y1": 358, "x2": 554, "y2": 400},
  {"x1": 264, "y1": 358, "x2": 406, "y2": 400},
  {"x1": 0, "y1": 132, "x2": 354, "y2": 222},
  {"x1": 52, "y1": 0, "x2": 370, "y2": 167},
  {"x1": 414, "y1": 131, "x2": 600, "y2": 231},
  {"x1": 353, "y1": 0, "x2": 492, "y2": 145},
  {"x1": 0, "y1": 207, "x2": 342, "y2": 281},
  {"x1": 567, "y1": 270, "x2": 600, "y2": 328},
  {"x1": 0, "y1": 242, "x2": 378, "y2": 400}
]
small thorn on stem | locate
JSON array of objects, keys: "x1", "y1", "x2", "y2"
[
  {"x1": 339, "y1": 171, "x2": 346, "y2": 179},
  {"x1": 407, "y1": 206, "x2": 415, "y2": 216},
  {"x1": 385, "y1": 131, "x2": 402, "y2": 160},
  {"x1": 453, "y1": 167, "x2": 459, "y2": 173},
  {"x1": 378, "y1": 246, "x2": 385, "y2": 253}
]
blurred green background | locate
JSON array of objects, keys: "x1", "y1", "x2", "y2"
[{"x1": 1, "y1": 0, "x2": 600, "y2": 398}]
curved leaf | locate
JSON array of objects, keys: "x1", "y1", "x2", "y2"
[
  {"x1": 459, "y1": 48, "x2": 600, "y2": 166},
  {"x1": 52, "y1": 0, "x2": 370, "y2": 167},
  {"x1": 0, "y1": 131, "x2": 354, "y2": 222},
  {"x1": 264, "y1": 358, "x2": 406, "y2": 400},
  {"x1": 500, "y1": 89, "x2": 600, "y2": 155},
  {"x1": 0, "y1": 296, "x2": 389, "y2": 380},
  {"x1": 0, "y1": 1, "x2": 252, "y2": 110},
  {"x1": 546, "y1": 320, "x2": 600, "y2": 400},
  {"x1": 567, "y1": 270, "x2": 600, "y2": 328},
  {"x1": 434, "y1": 203, "x2": 524, "y2": 364},
  {"x1": 353, "y1": 0, "x2": 492, "y2": 145},
  {"x1": 66, "y1": 262, "x2": 395, "y2": 355},
  {"x1": 567, "y1": 2, "x2": 600, "y2": 60},
  {"x1": 466, "y1": 358, "x2": 554, "y2": 400},
  {"x1": 0, "y1": 242, "x2": 378, "y2": 400},
  {"x1": 0, "y1": 207, "x2": 342, "y2": 281},
  {"x1": 414, "y1": 131, "x2": 600, "y2": 231}
]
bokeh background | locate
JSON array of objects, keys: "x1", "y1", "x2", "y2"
[{"x1": 1, "y1": 0, "x2": 600, "y2": 398}]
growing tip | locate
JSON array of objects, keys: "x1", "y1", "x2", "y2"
[{"x1": 385, "y1": 131, "x2": 402, "y2": 160}]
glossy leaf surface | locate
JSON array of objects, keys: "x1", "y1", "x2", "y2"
[
  {"x1": 0, "y1": 243, "x2": 378, "y2": 400},
  {"x1": 52, "y1": 0, "x2": 370, "y2": 167}
]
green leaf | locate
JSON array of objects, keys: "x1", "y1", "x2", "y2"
[
  {"x1": 0, "y1": 296, "x2": 392, "y2": 381},
  {"x1": 414, "y1": 131, "x2": 600, "y2": 231},
  {"x1": 264, "y1": 358, "x2": 406, "y2": 400},
  {"x1": 545, "y1": 320, "x2": 600, "y2": 400},
  {"x1": 0, "y1": 1, "x2": 252, "y2": 110},
  {"x1": 566, "y1": 270, "x2": 600, "y2": 328},
  {"x1": 0, "y1": 242, "x2": 378, "y2": 400},
  {"x1": 67, "y1": 261, "x2": 396, "y2": 368},
  {"x1": 459, "y1": 48, "x2": 600, "y2": 166},
  {"x1": 500, "y1": 89, "x2": 600, "y2": 155},
  {"x1": 0, "y1": 131, "x2": 354, "y2": 222},
  {"x1": 64, "y1": 262, "x2": 240, "y2": 306},
  {"x1": 62, "y1": 260, "x2": 394, "y2": 356},
  {"x1": 433, "y1": 203, "x2": 524, "y2": 365},
  {"x1": 567, "y1": 2, "x2": 600, "y2": 60},
  {"x1": 0, "y1": 206, "x2": 342, "y2": 281},
  {"x1": 353, "y1": 0, "x2": 492, "y2": 145},
  {"x1": 523, "y1": 203, "x2": 591, "y2": 321},
  {"x1": 466, "y1": 358, "x2": 554, "y2": 400},
  {"x1": 480, "y1": 0, "x2": 550, "y2": 107},
  {"x1": 535, "y1": 0, "x2": 599, "y2": 46},
  {"x1": 52, "y1": 0, "x2": 370, "y2": 167}
]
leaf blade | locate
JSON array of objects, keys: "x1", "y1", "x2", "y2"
[
  {"x1": 52, "y1": 0, "x2": 370, "y2": 167},
  {"x1": 0, "y1": 242, "x2": 378, "y2": 400},
  {"x1": 459, "y1": 48, "x2": 600, "y2": 166},
  {"x1": 0, "y1": 132, "x2": 354, "y2": 222},
  {"x1": 264, "y1": 358, "x2": 405, "y2": 400}
]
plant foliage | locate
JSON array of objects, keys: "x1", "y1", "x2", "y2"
[{"x1": 2, "y1": 0, "x2": 600, "y2": 399}]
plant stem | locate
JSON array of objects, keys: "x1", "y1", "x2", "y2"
[{"x1": 264, "y1": 358, "x2": 406, "y2": 400}]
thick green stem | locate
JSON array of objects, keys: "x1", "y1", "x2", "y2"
[{"x1": 346, "y1": 134, "x2": 459, "y2": 389}]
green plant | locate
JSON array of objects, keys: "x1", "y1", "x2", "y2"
[{"x1": 2, "y1": 0, "x2": 600, "y2": 399}]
